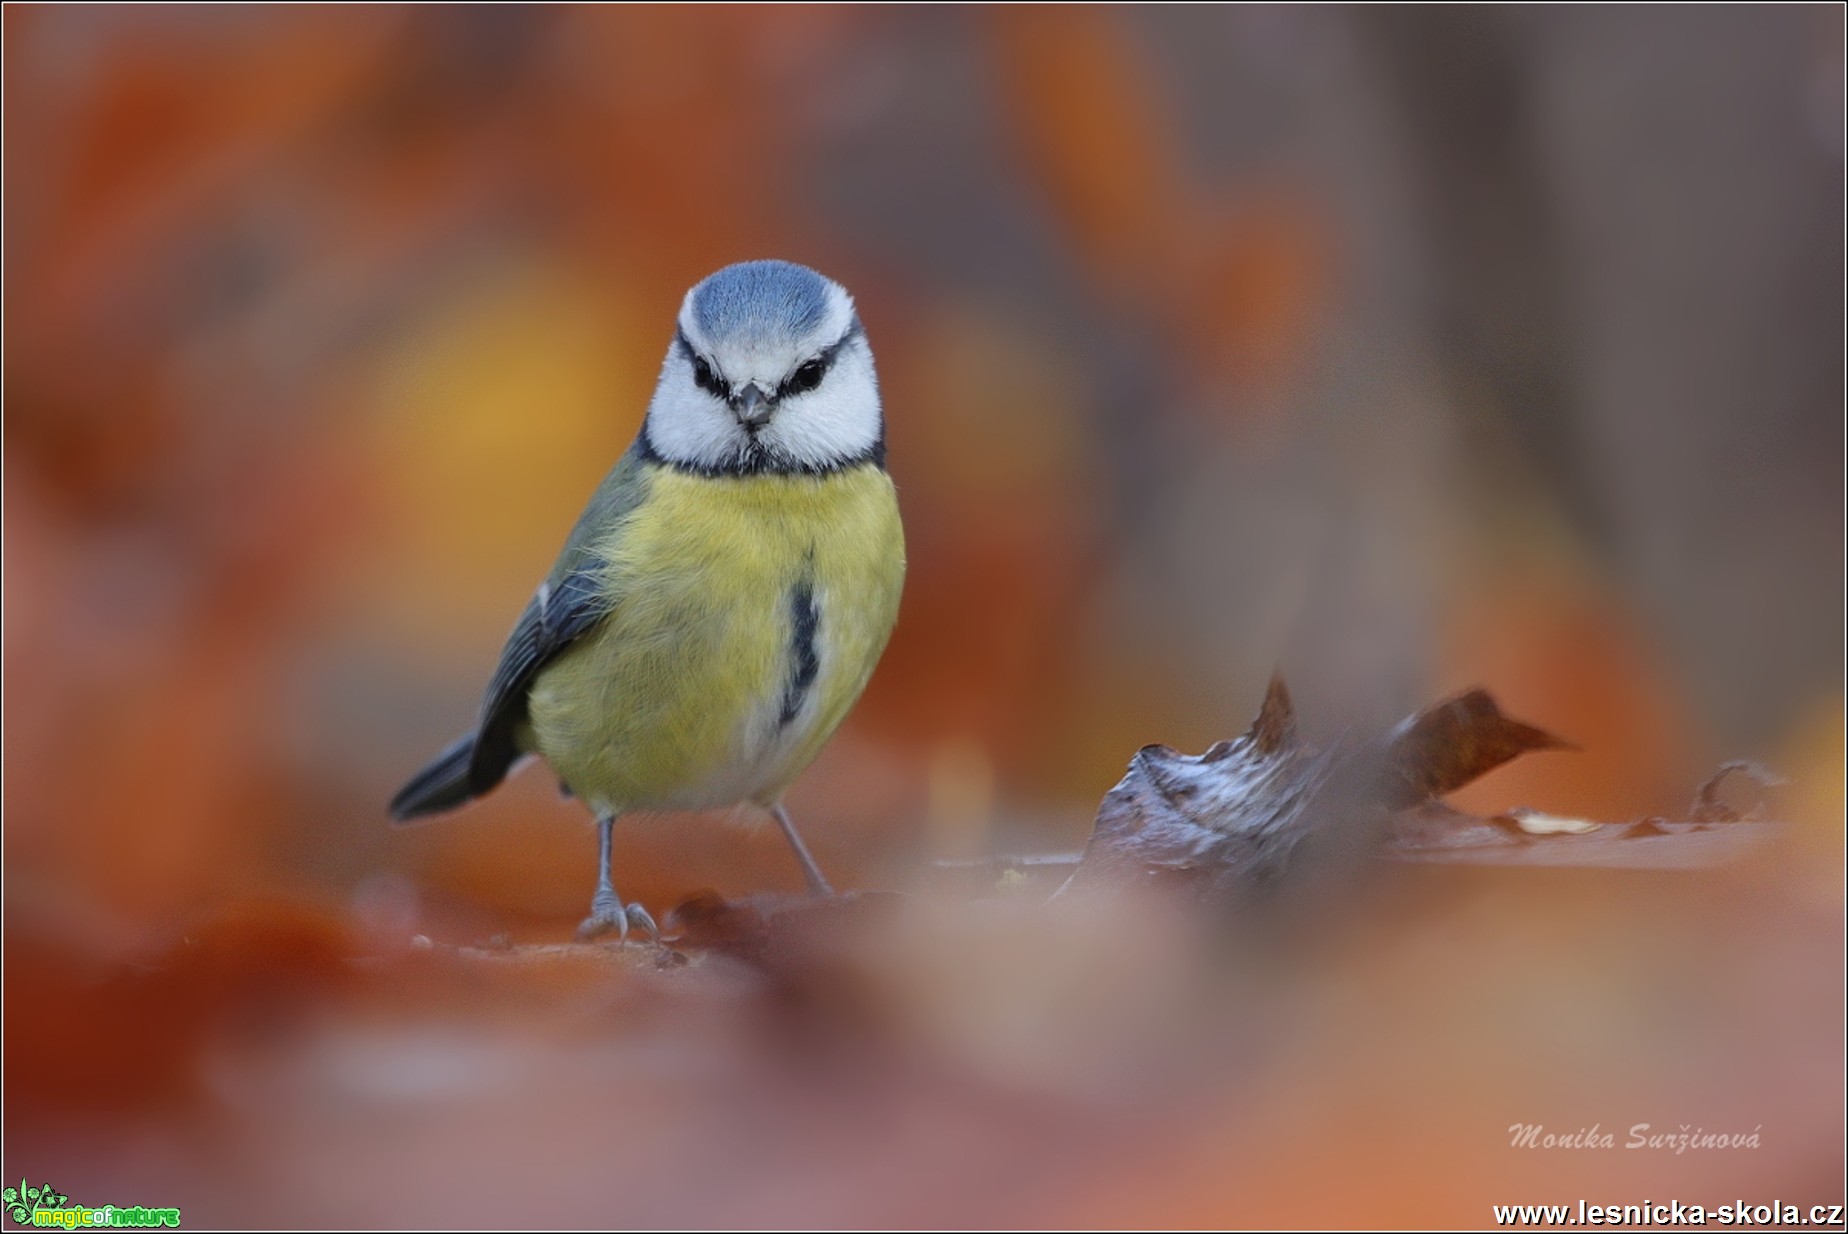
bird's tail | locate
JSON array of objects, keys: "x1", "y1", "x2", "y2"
[{"x1": 389, "y1": 732, "x2": 480, "y2": 824}]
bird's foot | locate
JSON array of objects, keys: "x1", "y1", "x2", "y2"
[{"x1": 575, "y1": 894, "x2": 658, "y2": 944}]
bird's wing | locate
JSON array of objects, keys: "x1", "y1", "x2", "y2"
[{"x1": 465, "y1": 447, "x2": 654, "y2": 790}]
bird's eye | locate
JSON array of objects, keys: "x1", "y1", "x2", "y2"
[
  {"x1": 784, "y1": 358, "x2": 826, "y2": 396},
  {"x1": 690, "y1": 355, "x2": 722, "y2": 396}
]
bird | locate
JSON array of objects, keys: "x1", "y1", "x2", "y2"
[{"x1": 389, "y1": 259, "x2": 906, "y2": 941}]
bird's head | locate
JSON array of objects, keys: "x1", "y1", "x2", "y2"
[{"x1": 643, "y1": 260, "x2": 883, "y2": 475}]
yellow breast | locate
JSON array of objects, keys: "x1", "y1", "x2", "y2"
[{"x1": 525, "y1": 463, "x2": 904, "y2": 813}]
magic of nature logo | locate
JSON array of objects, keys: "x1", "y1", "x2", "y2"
[{"x1": 4, "y1": 1181, "x2": 180, "y2": 1229}]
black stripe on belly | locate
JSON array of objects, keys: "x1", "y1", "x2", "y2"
[{"x1": 779, "y1": 574, "x2": 820, "y2": 728}]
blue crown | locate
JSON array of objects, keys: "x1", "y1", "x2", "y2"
[{"x1": 689, "y1": 260, "x2": 834, "y2": 345}]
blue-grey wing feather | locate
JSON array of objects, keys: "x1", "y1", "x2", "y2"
[{"x1": 464, "y1": 447, "x2": 654, "y2": 791}]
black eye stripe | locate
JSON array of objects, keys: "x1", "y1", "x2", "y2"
[
  {"x1": 781, "y1": 358, "x2": 826, "y2": 396},
  {"x1": 776, "y1": 318, "x2": 864, "y2": 400},
  {"x1": 675, "y1": 317, "x2": 864, "y2": 402},
  {"x1": 676, "y1": 330, "x2": 728, "y2": 398}
]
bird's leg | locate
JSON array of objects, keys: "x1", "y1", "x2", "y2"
[
  {"x1": 770, "y1": 803, "x2": 835, "y2": 897},
  {"x1": 576, "y1": 812, "x2": 658, "y2": 942}
]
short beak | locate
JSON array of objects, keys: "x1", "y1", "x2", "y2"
[{"x1": 732, "y1": 383, "x2": 772, "y2": 431}]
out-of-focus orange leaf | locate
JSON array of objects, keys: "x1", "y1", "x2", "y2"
[
  {"x1": 987, "y1": 8, "x2": 1181, "y2": 296},
  {"x1": 664, "y1": 889, "x2": 904, "y2": 968},
  {"x1": 987, "y1": 9, "x2": 1327, "y2": 405},
  {"x1": 4, "y1": 900, "x2": 356, "y2": 1116}
]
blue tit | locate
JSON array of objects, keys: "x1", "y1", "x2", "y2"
[{"x1": 390, "y1": 259, "x2": 905, "y2": 941}]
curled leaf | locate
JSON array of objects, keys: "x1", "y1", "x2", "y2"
[
  {"x1": 1073, "y1": 678, "x2": 1575, "y2": 899},
  {"x1": 1690, "y1": 761, "x2": 1788, "y2": 823},
  {"x1": 1070, "y1": 675, "x2": 1351, "y2": 898},
  {"x1": 1380, "y1": 688, "x2": 1575, "y2": 807}
]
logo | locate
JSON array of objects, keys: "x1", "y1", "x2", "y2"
[{"x1": 4, "y1": 1182, "x2": 180, "y2": 1229}]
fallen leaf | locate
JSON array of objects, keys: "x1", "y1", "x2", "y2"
[
  {"x1": 1384, "y1": 822, "x2": 1785, "y2": 870},
  {"x1": 1379, "y1": 688, "x2": 1575, "y2": 808},
  {"x1": 1492, "y1": 806, "x2": 1603, "y2": 836},
  {"x1": 1069, "y1": 675, "x2": 1342, "y2": 898},
  {"x1": 1064, "y1": 678, "x2": 1804, "y2": 892},
  {"x1": 1070, "y1": 676, "x2": 1576, "y2": 898},
  {"x1": 1689, "y1": 760, "x2": 1788, "y2": 823}
]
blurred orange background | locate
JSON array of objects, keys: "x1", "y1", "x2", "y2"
[{"x1": 5, "y1": 6, "x2": 1842, "y2": 1228}]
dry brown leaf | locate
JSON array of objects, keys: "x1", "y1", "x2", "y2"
[
  {"x1": 1378, "y1": 688, "x2": 1576, "y2": 807},
  {"x1": 1065, "y1": 677, "x2": 1796, "y2": 893},
  {"x1": 1068, "y1": 676, "x2": 1579, "y2": 897},
  {"x1": 1069, "y1": 675, "x2": 1341, "y2": 898}
]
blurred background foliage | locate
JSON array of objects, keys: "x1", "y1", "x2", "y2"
[
  {"x1": 4, "y1": 6, "x2": 1842, "y2": 1226},
  {"x1": 6, "y1": 3, "x2": 1839, "y2": 927}
]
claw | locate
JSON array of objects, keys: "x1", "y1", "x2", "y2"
[
  {"x1": 575, "y1": 911, "x2": 626, "y2": 942},
  {"x1": 576, "y1": 893, "x2": 658, "y2": 944},
  {"x1": 579, "y1": 814, "x2": 655, "y2": 944}
]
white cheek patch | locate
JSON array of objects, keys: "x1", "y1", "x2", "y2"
[
  {"x1": 645, "y1": 347, "x2": 751, "y2": 467},
  {"x1": 759, "y1": 340, "x2": 882, "y2": 468}
]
